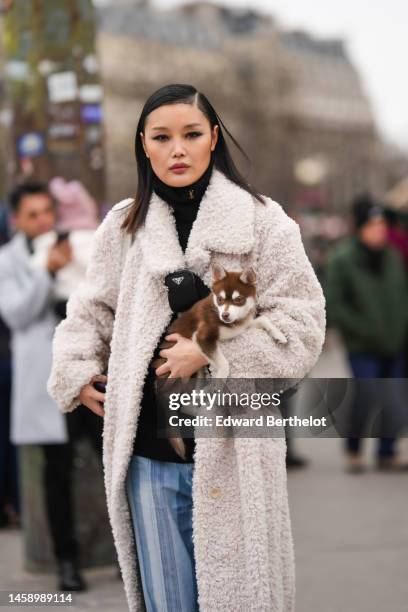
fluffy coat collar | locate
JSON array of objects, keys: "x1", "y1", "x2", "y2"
[{"x1": 137, "y1": 167, "x2": 256, "y2": 276}]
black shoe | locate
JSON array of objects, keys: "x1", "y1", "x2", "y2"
[
  {"x1": 57, "y1": 559, "x2": 87, "y2": 592},
  {"x1": 376, "y1": 456, "x2": 408, "y2": 472},
  {"x1": 112, "y1": 555, "x2": 123, "y2": 581},
  {"x1": 5, "y1": 507, "x2": 21, "y2": 528},
  {"x1": 345, "y1": 454, "x2": 366, "y2": 474},
  {"x1": 286, "y1": 453, "x2": 309, "y2": 470},
  {"x1": 0, "y1": 511, "x2": 9, "y2": 529}
]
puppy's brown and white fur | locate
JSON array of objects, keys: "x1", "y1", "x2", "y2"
[{"x1": 153, "y1": 263, "x2": 287, "y2": 459}]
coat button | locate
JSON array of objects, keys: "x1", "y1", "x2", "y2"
[{"x1": 210, "y1": 486, "x2": 221, "y2": 499}]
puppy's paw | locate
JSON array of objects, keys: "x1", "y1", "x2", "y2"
[
  {"x1": 269, "y1": 326, "x2": 288, "y2": 344},
  {"x1": 213, "y1": 349, "x2": 230, "y2": 378},
  {"x1": 216, "y1": 364, "x2": 229, "y2": 378},
  {"x1": 252, "y1": 315, "x2": 288, "y2": 344}
]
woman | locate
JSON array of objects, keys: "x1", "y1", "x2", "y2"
[{"x1": 48, "y1": 84, "x2": 326, "y2": 612}]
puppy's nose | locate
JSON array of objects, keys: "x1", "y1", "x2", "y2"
[{"x1": 222, "y1": 311, "x2": 230, "y2": 321}]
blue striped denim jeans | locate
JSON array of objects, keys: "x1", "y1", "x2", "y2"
[{"x1": 126, "y1": 455, "x2": 199, "y2": 612}]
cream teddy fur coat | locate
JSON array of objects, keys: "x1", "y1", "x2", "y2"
[{"x1": 48, "y1": 167, "x2": 326, "y2": 612}]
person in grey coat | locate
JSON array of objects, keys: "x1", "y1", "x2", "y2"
[{"x1": 0, "y1": 182, "x2": 88, "y2": 590}]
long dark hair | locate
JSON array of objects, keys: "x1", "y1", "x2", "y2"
[{"x1": 121, "y1": 83, "x2": 266, "y2": 234}]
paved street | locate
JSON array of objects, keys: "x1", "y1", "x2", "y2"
[
  {"x1": 2, "y1": 436, "x2": 407, "y2": 612},
  {"x1": 1, "y1": 338, "x2": 407, "y2": 611},
  {"x1": 0, "y1": 528, "x2": 128, "y2": 610},
  {"x1": 291, "y1": 332, "x2": 408, "y2": 612},
  {"x1": 289, "y1": 437, "x2": 408, "y2": 612}
]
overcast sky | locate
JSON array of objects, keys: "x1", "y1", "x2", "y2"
[{"x1": 151, "y1": 0, "x2": 408, "y2": 152}]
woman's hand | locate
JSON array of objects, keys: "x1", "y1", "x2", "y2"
[
  {"x1": 155, "y1": 333, "x2": 209, "y2": 378},
  {"x1": 78, "y1": 374, "x2": 107, "y2": 417}
]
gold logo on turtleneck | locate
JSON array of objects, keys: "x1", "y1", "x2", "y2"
[{"x1": 188, "y1": 189, "x2": 195, "y2": 200}]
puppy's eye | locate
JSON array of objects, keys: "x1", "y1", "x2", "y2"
[
  {"x1": 217, "y1": 296, "x2": 225, "y2": 305},
  {"x1": 233, "y1": 296, "x2": 245, "y2": 305}
]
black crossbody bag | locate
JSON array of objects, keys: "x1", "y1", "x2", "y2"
[{"x1": 164, "y1": 269, "x2": 209, "y2": 313}]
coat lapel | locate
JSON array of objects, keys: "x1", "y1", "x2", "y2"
[{"x1": 139, "y1": 167, "x2": 256, "y2": 278}]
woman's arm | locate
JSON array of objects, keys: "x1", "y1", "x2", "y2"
[
  {"x1": 217, "y1": 201, "x2": 326, "y2": 381},
  {"x1": 47, "y1": 201, "x2": 132, "y2": 413}
]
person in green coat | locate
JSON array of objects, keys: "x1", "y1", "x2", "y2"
[{"x1": 325, "y1": 195, "x2": 408, "y2": 472}]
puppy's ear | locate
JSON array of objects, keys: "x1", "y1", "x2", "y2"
[
  {"x1": 239, "y1": 267, "x2": 257, "y2": 285},
  {"x1": 212, "y1": 263, "x2": 227, "y2": 282}
]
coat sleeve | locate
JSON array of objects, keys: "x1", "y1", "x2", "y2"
[
  {"x1": 47, "y1": 204, "x2": 130, "y2": 413},
  {"x1": 0, "y1": 253, "x2": 54, "y2": 331},
  {"x1": 218, "y1": 203, "x2": 326, "y2": 382}
]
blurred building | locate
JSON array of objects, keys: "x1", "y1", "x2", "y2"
[
  {"x1": 95, "y1": 0, "x2": 393, "y2": 217},
  {"x1": 2, "y1": 0, "x2": 405, "y2": 222},
  {"x1": 275, "y1": 30, "x2": 382, "y2": 213},
  {"x1": 380, "y1": 141, "x2": 408, "y2": 197},
  {"x1": 96, "y1": 0, "x2": 280, "y2": 202}
]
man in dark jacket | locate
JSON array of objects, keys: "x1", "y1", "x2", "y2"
[{"x1": 325, "y1": 194, "x2": 408, "y2": 471}]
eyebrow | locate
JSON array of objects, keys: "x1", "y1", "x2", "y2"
[{"x1": 150, "y1": 123, "x2": 203, "y2": 131}]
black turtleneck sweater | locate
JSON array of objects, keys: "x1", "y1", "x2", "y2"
[{"x1": 132, "y1": 159, "x2": 213, "y2": 462}]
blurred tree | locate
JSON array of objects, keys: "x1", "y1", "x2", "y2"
[{"x1": 1, "y1": 0, "x2": 106, "y2": 203}]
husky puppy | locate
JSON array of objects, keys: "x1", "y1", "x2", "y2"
[{"x1": 153, "y1": 263, "x2": 287, "y2": 459}]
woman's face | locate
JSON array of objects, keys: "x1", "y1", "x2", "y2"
[{"x1": 140, "y1": 103, "x2": 218, "y2": 186}]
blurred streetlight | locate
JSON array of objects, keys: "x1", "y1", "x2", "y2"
[{"x1": 294, "y1": 155, "x2": 329, "y2": 186}]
